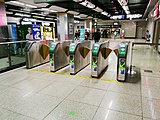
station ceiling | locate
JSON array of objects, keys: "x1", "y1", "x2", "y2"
[{"x1": 5, "y1": 0, "x2": 151, "y2": 21}]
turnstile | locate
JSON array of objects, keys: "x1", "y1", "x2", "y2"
[
  {"x1": 70, "y1": 41, "x2": 91, "y2": 75},
  {"x1": 50, "y1": 41, "x2": 71, "y2": 72},
  {"x1": 91, "y1": 41, "x2": 112, "y2": 77},
  {"x1": 116, "y1": 41, "x2": 130, "y2": 81},
  {"x1": 24, "y1": 40, "x2": 50, "y2": 69}
]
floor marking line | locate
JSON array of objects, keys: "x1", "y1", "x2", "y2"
[{"x1": 30, "y1": 69, "x2": 122, "y2": 83}]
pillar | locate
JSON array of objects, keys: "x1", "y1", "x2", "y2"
[
  {"x1": 84, "y1": 19, "x2": 93, "y2": 39},
  {"x1": 0, "y1": 0, "x2": 7, "y2": 26},
  {"x1": 57, "y1": 13, "x2": 74, "y2": 42}
]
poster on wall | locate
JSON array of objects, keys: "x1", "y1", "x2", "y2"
[
  {"x1": 69, "y1": 29, "x2": 73, "y2": 35},
  {"x1": 69, "y1": 23, "x2": 73, "y2": 28},
  {"x1": 43, "y1": 26, "x2": 53, "y2": 40},
  {"x1": 10, "y1": 24, "x2": 18, "y2": 40},
  {"x1": 80, "y1": 29, "x2": 85, "y2": 41},
  {"x1": 69, "y1": 23, "x2": 73, "y2": 35},
  {"x1": 32, "y1": 24, "x2": 41, "y2": 40},
  {"x1": 17, "y1": 25, "x2": 33, "y2": 40}
]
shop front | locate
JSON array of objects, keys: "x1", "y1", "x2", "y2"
[{"x1": 152, "y1": 1, "x2": 160, "y2": 53}]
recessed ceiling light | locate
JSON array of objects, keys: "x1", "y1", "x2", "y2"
[{"x1": 74, "y1": 15, "x2": 80, "y2": 18}]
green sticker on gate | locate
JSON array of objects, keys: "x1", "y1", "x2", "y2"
[
  {"x1": 120, "y1": 63, "x2": 125, "y2": 70},
  {"x1": 70, "y1": 56, "x2": 74, "y2": 63},
  {"x1": 92, "y1": 57, "x2": 97, "y2": 66},
  {"x1": 50, "y1": 58, "x2": 53, "y2": 62}
]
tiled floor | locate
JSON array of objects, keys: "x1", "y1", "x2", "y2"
[{"x1": 0, "y1": 39, "x2": 160, "y2": 120}]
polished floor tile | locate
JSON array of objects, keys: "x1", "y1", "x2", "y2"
[
  {"x1": 142, "y1": 85, "x2": 160, "y2": 99},
  {"x1": 80, "y1": 79, "x2": 110, "y2": 90},
  {"x1": 93, "y1": 107, "x2": 142, "y2": 120},
  {"x1": 0, "y1": 108, "x2": 36, "y2": 120},
  {"x1": 53, "y1": 74, "x2": 85, "y2": 85},
  {"x1": 67, "y1": 86, "x2": 106, "y2": 106},
  {"x1": 44, "y1": 100, "x2": 97, "y2": 120},
  {"x1": 12, "y1": 78, "x2": 54, "y2": 93},
  {"x1": 0, "y1": 87, "x2": 33, "y2": 109},
  {"x1": 142, "y1": 98, "x2": 160, "y2": 119},
  {"x1": 0, "y1": 85, "x2": 7, "y2": 91},
  {"x1": 7, "y1": 93, "x2": 63, "y2": 120},
  {"x1": 1, "y1": 39, "x2": 160, "y2": 119},
  {"x1": 0, "y1": 75, "x2": 27, "y2": 86},
  {"x1": 100, "y1": 91, "x2": 142, "y2": 116},
  {"x1": 39, "y1": 81, "x2": 77, "y2": 99},
  {"x1": 141, "y1": 76, "x2": 160, "y2": 87},
  {"x1": 143, "y1": 117, "x2": 156, "y2": 120},
  {"x1": 108, "y1": 82, "x2": 141, "y2": 96}
]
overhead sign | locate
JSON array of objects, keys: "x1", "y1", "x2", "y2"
[
  {"x1": 97, "y1": 25, "x2": 112, "y2": 28},
  {"x1": 110, "y1": 15, "x2": 125, "y2": 20},
  {"x1": 34, "y1": 0, "x2": 71, "y2": 3}
]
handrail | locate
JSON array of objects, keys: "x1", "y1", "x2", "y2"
[{"x1": 0, "y1": 41, "x2": 27, "y2": 45}]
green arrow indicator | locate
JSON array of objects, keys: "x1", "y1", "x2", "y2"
[{"x1": 69, "y1": 111, "x2": 76, "y2": 116}]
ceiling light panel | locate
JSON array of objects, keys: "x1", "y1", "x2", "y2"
[
  {"x1": 80, "y1": 0, "x2": 95, "y2": 9},
  {"x1": 6, "y1": 11, "x2": 13, "y2": 14},
  {"x1": 15, "y1": 13, "x2": 31, "y2": 17},
  {"x1": 67, "y1": 11, "x2": 79, "y2": 15},
  {"x1": 79, "y1": 14, "x2": 87, "y2": 17},
  {"x1": 74, "y1": 15, "x2": 80, "y2": 18},
  {"x1": 46, "y1": 18, "x2": 54, "y2": 20},
  {"x1": 33, "y1": 16, "x2": 44, "y2": 19},
  {"x1": 50, "y1": 6, "x2": 67, "y2": 12},
  {"x1": 117, "y1": 0, "x2": 127, "y2": 6},
  {"x1": 117, "y1": 0, "x2": 130, "y2": 15},
  {"x1": 93, "y1": 7, "x2": 103, "y2": 12},
  {"x1": 101, "y1": 11, "x2": 108, "y2": 16},
  {"x1": 25, "y1": 4, "x2": 37, "y2": 8},
  {"x1": 10, "y1": 1, "x2": 24, "y2": 5}
]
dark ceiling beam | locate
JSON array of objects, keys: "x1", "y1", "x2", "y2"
[{"x1": 128, "y1": 2, "x2": 148, "y2": 6}]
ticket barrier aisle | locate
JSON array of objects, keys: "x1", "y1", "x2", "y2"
[
  {"x1": 70, "y1": 41, "x2": 91, "y2": 75},
  {"x1": 50, "y1": 41, "x2": 71, "y2": 72},
  {"x1": 25, "y1": 40, "x2": 50, "y2": 69},
  {"x1": 91, "y1": 41, "x2": 112, "y2": 77},
  {"x1": 115, "y1": 41, "x2": 130, "y2": 81}
]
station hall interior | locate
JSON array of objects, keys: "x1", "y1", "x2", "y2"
[{"x1": 0, "y1": 0, "x2": 160, "y2": 120}]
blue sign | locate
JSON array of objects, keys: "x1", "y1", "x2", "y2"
[
  {"x1": 80, "y1": 29, "x2": 85, "y2": 41},
  {"x1": 32, "y1": 24, "x2": 41, "y2": 40},
  {"x1": 11, "y1": 24, "x2": 18, "y2": 40}
]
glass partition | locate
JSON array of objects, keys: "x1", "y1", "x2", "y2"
[{"x1": 0, "y1": 40, "x2": 26, "y2": 72}]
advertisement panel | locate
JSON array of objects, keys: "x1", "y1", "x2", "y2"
[
  {"x1": 80, "y1": 29, "x2": 85, "y2": 41},
  {"x1": 32, "y1": 24, "x2": 41, "y2": 40}
]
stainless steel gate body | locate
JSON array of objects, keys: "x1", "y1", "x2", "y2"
[
  {"x1": 70, "y1": 41, "x2": 91, "y2": 75},
  {"x1": 50, "y1": 41, "x2": 71, "y2": 72},
  {"x1": 25, "y1": 40, "x2": 50, "y2": 69},
  {"x1": 91, "y1": 41, "x2": 111, "y2": 77}
]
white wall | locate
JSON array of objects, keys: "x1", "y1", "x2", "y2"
[
  {"x1": 121, "y1": 22, "x2": 137, "y2": 38},
  {"x1": 7, "y1": 17, "x2": 21, "y2": 24},
  {"x1": 146, "y1": 18, "x2": 155, "y2": 43},
  {"x1": 136, "y1": 21, "x2": 147, "y2": 38}
]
